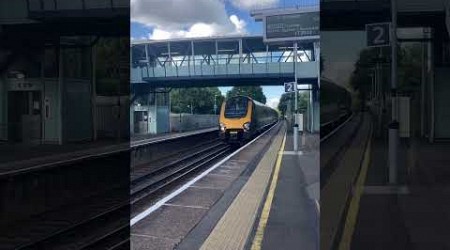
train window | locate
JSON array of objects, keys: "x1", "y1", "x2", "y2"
[{"x1": 225, "y1": 97, "x2": 248, "y2": 118}]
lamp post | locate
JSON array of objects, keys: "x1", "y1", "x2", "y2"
[
  {"x1": 293, "y1": 42, "x2": 299, "y2": 152},
  {"x1": 389, "y1": 0, "x2": 399, "y2": 185}
]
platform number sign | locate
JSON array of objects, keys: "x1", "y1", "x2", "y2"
[
  {"x1": 366, "y1": 23, "x2": 391, "y2": 47},
  {"x1": 284, "y1": 82, "x2": 296, "y2": 93}
]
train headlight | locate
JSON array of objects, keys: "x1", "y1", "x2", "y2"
[
  {"x1": 219, "y1": 123, "x2": 226, "y2": 132},
  {"x1": 243, "y1": 122, "x2": 251, "y2": 131}
]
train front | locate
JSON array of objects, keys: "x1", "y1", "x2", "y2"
[{"x1": 219, "y1": 96, "x2": 253, "y2": 142}]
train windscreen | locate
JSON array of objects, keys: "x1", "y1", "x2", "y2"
[{"x1": 224, "y1": 97, "x2": 248, "y2": 118}]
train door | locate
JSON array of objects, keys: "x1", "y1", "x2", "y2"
[{"x1": 8, "y1": 91, "x2": 42, "y2": 143}]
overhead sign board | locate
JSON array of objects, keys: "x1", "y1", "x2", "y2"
[
  {"x1": 7, "y1": 80, "x2": 42, "y2": 91},
  {"x1": 366, "y1": 22, "x2": 391, "y2": 47},
  {"x1": 264, "y1": 11, "x2": 319, "y2": 43},
  {"x1": 284, "y1": 82, "x2": 297, "y2": 93}
]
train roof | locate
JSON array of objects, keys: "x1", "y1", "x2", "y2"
[
  {"x1": 321, "y1": 77, "x2": 353, "y2": 93},
  {"x1": 226, "y1": 95, "x2": 276, "y2": 111}
]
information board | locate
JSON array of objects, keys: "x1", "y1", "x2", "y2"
[
  {"x1": 284, "y1": 82, "x2": 296, "y2": 93},
  {"x1": 366, "y1": 22, "x2": 391, "y2": 47},
  {"x1": 264, "y1": 11, "x2": 319, "y2": 43}
]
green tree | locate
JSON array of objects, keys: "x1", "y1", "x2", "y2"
[
  {"x1": 170, "y1": 87, "x2": 224, "y2": 114},
  {"x1": 349, "y1": 44, "x2": 422, "y2": 102},
  {"x1": 226, "y1": 86, "x2": 267, "y2": 104},
  {"x1": 277, "y1": 91, "x2": 309, "y2": 116},
  {"x1": 398, "y1": 43, "x2": 422, "y2": 92}
]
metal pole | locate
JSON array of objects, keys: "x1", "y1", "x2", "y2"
[
  {"x1": 167, "y1": 90, "x2": 171, "y2": 133},
  {"x1": 91, "y1": 38, "x2": 97, "y2": 141},
  {"x1": 389, "y1": 0, "x2": 399, "y2": 184},
  {"x1": 147, "y1": 93, "x2": 150, "y2": 134},
  {"x1": 371, "y1": 73, "x2": 374, "y2": 101},
  {"x1": 179, "y1": 88, "x2": 182, "y2": 133},
  {"x1": 420, "y1": 39, "x2": 426, "y2": 137},
  {"x1": 310, "y1": 89, "x2": 313, "y2": 132},
  {"x1": 315, "y1": 42, "x2": 320, "y2": 89},
  {"x1": 214, "y1": 95, "x2": 217, "y2": 115},
  {"x1": 191, "y1": 40, "x2": 195, "y2": 75},
  {"x1": 58, "y1": 39, "x2": 64, "y2": 145},
  {"x1": 428, "y1": 37, "x2": 435, "y2": 143},
  {"x1": 294, "y1": 42, "x2": 298, "y2": 113},
  {"x1": 154, "y1": 91, "x2": 157, "y2": 134},
  {"x1": 294, "y1": 42, "x2": 298, "y2": 151},
  {"x1": 315, "y1": 42, "x2": 320, "y2": 132},
  {"x1": 377, "y1": 48, "x2": 383, "y2": 137}
]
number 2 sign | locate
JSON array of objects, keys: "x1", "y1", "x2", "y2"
[{"x1": 366, "y1": 23, "x2": 391, "y2": 47}]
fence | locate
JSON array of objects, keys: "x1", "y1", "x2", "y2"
[{"x1": 95, "y1": 96, "x2": 129, "y2": 139}]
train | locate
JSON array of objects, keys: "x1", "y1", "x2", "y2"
[
  {"x1": 320, "y1": 78, "x2": 352, "y2": 137},
  {"x1": 219, "y1": 96, "x2": 278, "y2": 143}
]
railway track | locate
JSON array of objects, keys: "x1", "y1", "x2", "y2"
[
  {"x1": 320, "y1": 112, "x2": 363, "y2": 188},
  {"x1": 4, "y1": 185, "x2": 130, "y2": 249},
  {"x1": 320, "y1": 111, "x2": 353, "y2": 142},
  {"x1": 5, "y1": 125, "x2": 279, "y2": 249},
  {"x1": 2, "y1": 132, "x2": 229, "y2": 249},
  {"x1": 131, "y1": 139, "x2": 232, "y2": 207}
]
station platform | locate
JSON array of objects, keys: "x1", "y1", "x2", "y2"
[
  {"x1": 130, "y1": 122, "x2": 320, "y2": 250},
  {"x1": 0, "y1": 139, "x2": 126, "y2": 174},
  {"x1": 340, "y1": 118, "x2": 450, "y2": 249},
  {"x1": 198, "y1": 128, "x2": 319, "y2": 250},
  {"x1": 131, "y1": 127, "x2": 217, "y2": 147},
  {"x1": 256, "y1": 130, "x2": 319, "y2": 250},
  {"x1": 0, "y1": 127, "x2": 217, "y2": 174}
]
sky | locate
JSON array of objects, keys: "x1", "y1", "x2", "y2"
[
  {"x1": 321, "y1": 31, "x2": 367, "y2": 90},
  {"x1": 130, "y1": 0, "x2": 318, "y2": 108},
  {"x1": 320, "y1": 28, "x2": 430, "y2": 90}
]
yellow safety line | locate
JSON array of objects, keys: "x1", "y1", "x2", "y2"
[
  {"x1": 338, "y1": 129, "x2": 373, "y2": 250},
  {"x1": 250, "y1": 132, "x2": 287, "y2": 250}
]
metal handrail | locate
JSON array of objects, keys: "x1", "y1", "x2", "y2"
[{"x1": 135, "y1": 56, "x2": 313, "y2": 78}]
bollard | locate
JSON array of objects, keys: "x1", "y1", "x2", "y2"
[
  {"x1": 293, "y1": 124, "x2": 299, "y2": 151},
  {"x1": 302, "y1": 131, "x2": 306, "y2": 147},
  {"x1": 388, "y1": 121, "x2": 399, "y2": 184}
]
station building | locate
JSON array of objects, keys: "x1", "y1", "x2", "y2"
[{"x1": 0, "y1": 0, "x2": 128, "y2": 145}]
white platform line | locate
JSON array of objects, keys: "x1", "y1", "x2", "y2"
[
  {"x1": 130, "y1": 123, "x2": 279, "y2": 226},
  {"x1": 282, "y1": 151, "x2": 304, "y2": 155},
  {"x1": 163, "y1": 203, "x2": 208, "y2": 209},
  {"x1": 205, "y1": 173, "x2": 236, "y2": 178},
  {"x1": 190, "y1": 185, "x2": 227, "y2": 190},
  {"x1": 131, "y1": 234, "x2": 177, "y2": 242},
  {"x1": 315, "y1": 199, "x2": 320, "y2": 215}
]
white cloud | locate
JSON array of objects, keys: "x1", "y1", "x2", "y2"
[
  {"x1": 149, "y1": 23, "x2": 223, "y2": 40},
  {"x1": 267, "y1": 97, "x2": 280, "y2": 109},
  {"x1": 149, "y1": 29, "x2": 174, "y2": 40},
  {"x1": 230, "y1": 0, "x2": 279, "y2": 10},
  {"x1": 229, "y1": 15, "x2": 247, "y2": 34},
  {"x1": 131, "y1": 0, "x2": 247, "y2": 39},
  {"x1": 131, "y1": 0, "x2": 229, "y2": 30}
]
